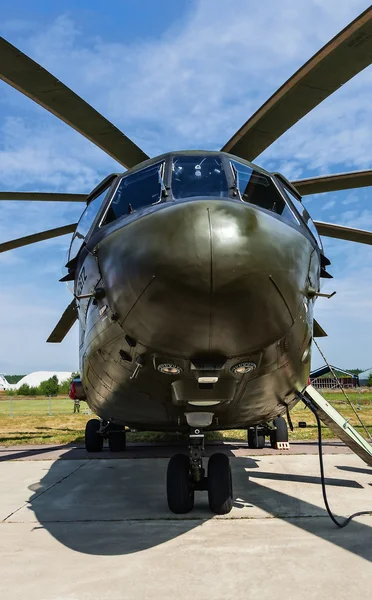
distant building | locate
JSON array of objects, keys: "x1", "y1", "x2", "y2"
[
  {"x1": 0, "y1": 374, "x2": 15, "y2": 391},
  {"x1": 15, "y1": 371, "x2": 73, "y2": 390},
  {"x1": 358, "y1": 368, "x2": 372, "y2": 387},
  {"x1": 310, "y1": 365, "x2": 359, "y2": 390}
]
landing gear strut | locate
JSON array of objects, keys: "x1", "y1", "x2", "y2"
[
  {"x1": 189, "y1": 427, "x2": 206, "y2": 485},
  {"x1": 166, "y1": 428, "x2": 233, "y2": 515}
]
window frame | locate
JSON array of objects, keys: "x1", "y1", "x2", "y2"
[
  {"x1": 270, "y1": 175, "x2": 302, "y2": 225},
  {"x1": 228, "y1": 159, "x2": 301, "y2": 225},
  {"x1": 68, "y1": 176, "x2": 116, "y2": 261},
  {"x1": 170, "y1": 154, "x2": 230, "y2": 200},
  {"x1": 99, "y1": 161, "x2": 166, "y2": 227},
  {"x1": 275, "y1": 175, "x2": 323, "y2": 249}
]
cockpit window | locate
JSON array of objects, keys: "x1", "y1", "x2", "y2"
[
  {"x1": 102, "y1": 162, "x2": 165, "y2": 226},
  {"x1": 172, "y1": 155, "x2": 228, "y2": 199},
  {"x1": 231, "y1": 160, "x2": 299, "y2": 225},
  {"x1": 281, "y1": 183, "x2": 323, "y2": 248},
  {"x1": 69, "y1": 185, "x2": 110, "y2": 261}
]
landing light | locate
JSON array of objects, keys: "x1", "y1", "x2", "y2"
[
  {"x1": 198, "y1": 376, "x2": 218, "y2": 384},
  {"x1": 157, "y1": 363, "x2": 183, "y2": 375},
  {"x1": 231, "y1": 362, "x2": 256, "y2": 374}
]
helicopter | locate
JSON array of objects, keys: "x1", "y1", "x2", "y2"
[{"x1": 1, "y1": 7, "x2": 372, "y2": 516}]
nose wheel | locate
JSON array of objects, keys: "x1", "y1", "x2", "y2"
[
  {"x1": 208, "y1": 453, "x2": 233, "y2": 514},
  {"x1": 166, "y1": 428, "x2": 233, "y2": 515},
  {"x1": 166, "y1": 454, "x2": 194, "y2": 513}
]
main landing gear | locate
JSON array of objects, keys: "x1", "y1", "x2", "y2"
[
  {"x1": 85, "y1": 418, "x2": 127, "y2": 452},
  {"x1": 247, "y1": 416, "x2": 289, "y2": 449},
  {"x1": 166, "y1": 428, "x2": 233, "y2": 515},
  {"x1": 269, "y1": 416, "x2": 289, "y2": 449}
]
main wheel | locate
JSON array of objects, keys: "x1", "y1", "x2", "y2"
[
  {"x1": 167, "y1": 454, "x2": 194, "y2": 514},
  {"x1": 108, "y1": 425, "x2": 127, "y2": 452},
  {"x1": 247, "y1": 428, "x2": 265, "y2": 449},
  {"x1": 85, "y1": 419, "x2": 103, "y2": 452},
  {"x1": 270, "y1": 416, "x2": 288, "y2": 449},
  {"x1": 208, "y1": 453, "x2": 233, "y2": 515}
]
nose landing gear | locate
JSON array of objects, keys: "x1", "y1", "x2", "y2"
[
  {"x1": 166, "y1": 453, "x2": 194, "y2": 514},
  {"x1": 166, "y1": 428, "x2": 233, "y2": 515},
  {"x1": 208, "y1": 453, "x2": 233, "y2": 514}
]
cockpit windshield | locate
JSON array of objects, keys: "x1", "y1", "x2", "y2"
[
  {"x1": 231, "y1": 160, "x2": 299, "y2": 225},
  {"x1": 172, "y1": 155, "x2": 229, "y2": 199}
]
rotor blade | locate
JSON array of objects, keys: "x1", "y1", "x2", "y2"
[
  {"x1": 0, "y1": 223, "x2": 77, "y2": 253},
  {"x1": 222, "y1": 7, "x2": 372, "y2": 160},
  {"x1": 0, "y1": 191, "x2": 87, "y2": 202},
  {"x1": 47, "y1": 300, "x2": 77, "y2": 343},
  {"x1": 0, "y1": 37, "x2": 149, "y2": 169},
  {"x1": 314, "y1": 221, "x2": 372, "y2": 245},
  {"x1": 292, "y1": 170, "x2": 372, "y2": 195}
]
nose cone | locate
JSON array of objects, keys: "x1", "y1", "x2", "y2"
[{"x1": 98, "y1": 200, "x2": 311, "y2": 356}]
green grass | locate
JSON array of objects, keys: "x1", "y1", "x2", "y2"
[
  {"x1": 0, "y1": 395, "x2": 86, "y2": 416},
  {"x1": 0, "y1": 391, "x2": 371, "y2": 446},
  {"x1": 321, "y1": 391, "x2": 372, "y2": 404}
]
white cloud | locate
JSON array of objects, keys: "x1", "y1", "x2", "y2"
[
  {"x1": 0, "y1": 116, "x2": 119, "y2": 190},
  {"x1": 343, "y1": 193, "x2": 359, "y2": 205},
  {"x1": 322, "y1": 200, "x2": 336, "y2": 211},
  {"x1": 313, "y1": 263, "x2": 372, "y2": 369},
  {"x1": 0, "y1": 285, "x2": 78, "y2": 373},
  {"x1": 3, "y1": 1, "x2": 372, "y2": 166}
]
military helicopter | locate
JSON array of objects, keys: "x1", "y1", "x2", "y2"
[{"x1": 1, "y1": 7, "x2": 372, "y2": 516}]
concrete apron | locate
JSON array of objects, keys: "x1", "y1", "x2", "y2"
[{"x1": 0, "y1": 454, "x2": 371, "y2": 600}]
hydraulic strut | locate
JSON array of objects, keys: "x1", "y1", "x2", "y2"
[{"x1": 188, "y1": 428, "x2": 208, "y2": 490}]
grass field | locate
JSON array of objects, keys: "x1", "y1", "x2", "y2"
[
  {"x1": 0, "y1": 396, "x2": 89, "y2": 416},
  {"x1": 0, "y1": 392, "x2": 371, "y2": 446}
]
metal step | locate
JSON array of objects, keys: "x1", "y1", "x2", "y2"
[{"x1": 304, "y1": 385, "x2": 372, "y2": 467}]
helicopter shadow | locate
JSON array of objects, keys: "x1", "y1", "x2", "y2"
[
  {"x1": 336, "y1": 464, "x2": 372, "y2": 476},
  {"x1": 23, "y1": 446, "x2": 372, "y2": 560}
]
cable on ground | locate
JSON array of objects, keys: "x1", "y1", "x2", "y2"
[{"x1": 299, "y1": 391, "x2": 371, "y2": 528}]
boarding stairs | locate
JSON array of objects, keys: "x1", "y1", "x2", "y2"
[{"x1": 304, "y1": 385, "x2": 372, "y2": 467}]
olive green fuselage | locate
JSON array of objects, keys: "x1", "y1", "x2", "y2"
[{"x1": 76, "y1": 177, "x2": 319, "y2": 431}]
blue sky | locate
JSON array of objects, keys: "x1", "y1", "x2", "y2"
[{"x1": 1, "y1": 0, "x2": 372, "y2": 374}]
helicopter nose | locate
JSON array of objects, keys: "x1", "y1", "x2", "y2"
[{"x1": 98, "y1": 200, "x2": 310, "y2": 355}]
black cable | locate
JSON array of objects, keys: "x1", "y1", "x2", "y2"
[{"x1": 301, "y1": 395, "x2": 371, "y2": 528}]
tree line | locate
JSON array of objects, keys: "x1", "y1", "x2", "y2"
[
  {"x1": 10, "y1": 373, "x2": 79, "y2": 396},
  {"x1": 4, "y1": 374, "x2": 25, "y2": 384}
]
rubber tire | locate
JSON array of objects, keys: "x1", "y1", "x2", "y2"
[
  {"x1": 108, "y1": 426, "x2": 127, "y2": 452},
  {"x1": 270, "y1": 416, "x2": 288, "y2": 449},
  {"x1": 85, "y1": 419, "x2": 103, "y2": 452},
  {"x1": 208, "y1": 453, "x2": 233, "y2": 515},
  {"x1": 167, "y1": 454, "x2": 194, "y2": 514},
  {"x1": 248, "y1": 428, "x2": 265, "y2": 449}
]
